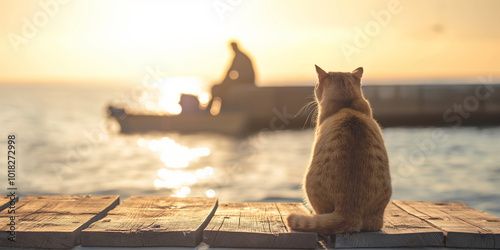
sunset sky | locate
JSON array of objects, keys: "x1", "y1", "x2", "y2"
[{"x1": 1, "y1": 0, "x2": 499, "y2": 86}]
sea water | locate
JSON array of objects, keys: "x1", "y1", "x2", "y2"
[{"x1": 1, "y1": 84, "x2": 499, "y2": 216}]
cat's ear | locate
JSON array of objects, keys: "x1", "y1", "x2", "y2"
[
  {"x1": 315, "y1": 65, "x2": 327, "y2": 81},
  {"x1": 352, "y1": 67, "x2": 363, "y2": 79}
]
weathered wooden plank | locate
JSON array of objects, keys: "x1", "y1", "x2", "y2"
[
  {"x1": 81, "y1": 196, "x2": 218, "y2": 247},
  {"x1": 0, "y1": 195, "x2": 119, "y2": 249},
  {"x1": 329, "y1": 202, "x2": 445, "y2": 248},
  {"x1": 203, "y1": 202, "x2": 318, "y2": 249},
  {"x1": 393, "y1": 200, "x2": 500, "y2": 248}
]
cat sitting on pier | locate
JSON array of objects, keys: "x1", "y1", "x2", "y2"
[{"x1": 287, "y1": 66, "x2": 392, "y2": 234}]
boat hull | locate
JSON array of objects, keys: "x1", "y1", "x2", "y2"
[{"x1": 112, "y1": 112, "x2": 249, "y2": 136}]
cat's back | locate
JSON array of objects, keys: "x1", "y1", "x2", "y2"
[
  {"x1": 311, "y1": 106, "x2": 390, "y2": 205},
  {"x1": 317, "y1": 108, "x2": 384, "y2": 148}
]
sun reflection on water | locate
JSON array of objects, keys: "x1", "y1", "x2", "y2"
[
  {"x1": 139, "y1": 137, "x2": 216, "y2": 198},
  {"x1": 140, "y1": 137, "x2": 210, "y2": 168},
  {"x1": 206, "y1": 189, "x2": 216, "y2": 198}
]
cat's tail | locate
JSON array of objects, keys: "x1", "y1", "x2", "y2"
[{"x1": 286, "y1": 211, "x2": 361, "y2": 234}]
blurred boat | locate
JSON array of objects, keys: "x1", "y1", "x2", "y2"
[
  {"x1": 108, "y1": 106, "x2": 249, "y2": 135},
  {"x1": 108, "y1": 83, "x2": 500, "y2": 135}
]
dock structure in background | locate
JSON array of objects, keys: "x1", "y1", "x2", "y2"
[
  {"x1": 223, "y1": 84, "x2": 500, "y2": 129},
  {"x1": 203, "y1": 202, "x2": 318, "y2": 249},
  {"x1": 0, "y1": 196, "x2": 499, "y2": 248},
  {"x1": 0, "y1": 195, "x2": 119, "y2": 249},
  {"x1": 81, "y1": 197, "x2": 218, "y2": 247}
]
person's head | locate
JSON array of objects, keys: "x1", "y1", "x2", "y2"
[{"x1": 230, "y1": 41, "x2": 239, "y2": 51}]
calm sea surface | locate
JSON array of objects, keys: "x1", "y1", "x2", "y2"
[{"x1": 1, "y1": 84, "x2": 499, "y2": 216}]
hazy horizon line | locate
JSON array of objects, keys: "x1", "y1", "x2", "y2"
[{"x1": 1, "y1": 75, "x2": 497, "y2": 87}]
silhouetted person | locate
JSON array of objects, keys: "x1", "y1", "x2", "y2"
[
  {"x1": 208, "y1": 41, "x2": 256, "y2": 112},
  {"x1": 222, "y1": 42, "x2": 255, "y2": 85},
  {"x1": 179, "y1": 94, "x2": 202, "y2": 115}
]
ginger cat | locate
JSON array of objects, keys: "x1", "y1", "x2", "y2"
[{"x1": 287, "y1": 66, "x2": 392, "y2": 234}]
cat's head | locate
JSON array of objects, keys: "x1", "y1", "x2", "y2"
[{"x1": 314, "y1": 65, "x2": 364, "y2": 104}]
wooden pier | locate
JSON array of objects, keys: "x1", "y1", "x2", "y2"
[{"x1": 0, "y1": 195, "x2": 499, "y2": 249}]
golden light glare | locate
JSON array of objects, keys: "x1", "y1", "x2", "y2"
[
  {"x1": 153, "y1": 166, "x2": 215, "y2": 190},
  {"x1": 198, "y1": 92, "x2": 211, "y2": 106},
  {"x1": 3, "y1": 1, "x2": 500, "y2": 84},
  {"x1": 137, "y1": 76, "x2": 210, "y2": 115},
  {"x1": 154, "y1": 169, "x2": 197, "y2": 189},
  {"x1": 140, "y1": 137, "x2": 215, "y2": 195},
  {"x1": 143, "y1": 137, "x2": 211, "y2": 168},
  {"x1": 96, "y1": 1, "x2": 221, "y2": 54},
  {"x1": 195, "y1": 167, "x2": 214, "y2": 179},
  {"x1": 210, "y1": 97, "x2": 222, "y2": 116},
  {"x1": 206, "y1": 189, "x2": 216, "y2": 198},
  {"x1": 229, "y1": 70, "x2": 239, "y2": 80}
]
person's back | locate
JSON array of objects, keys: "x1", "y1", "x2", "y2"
[
  {"x1": 208, "y1": 41, "x2": 257, "y2": 112},
  {"x1": 222, "y1": 42, "x2": 255, "y2": 85}
]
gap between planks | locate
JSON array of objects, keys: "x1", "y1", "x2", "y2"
[
  {"x1": 330, "y1": 202, "x2": 445, "y2": 248},
  {"x1": 203, "y1": 202, "x2": 318, "y2": 249}
]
